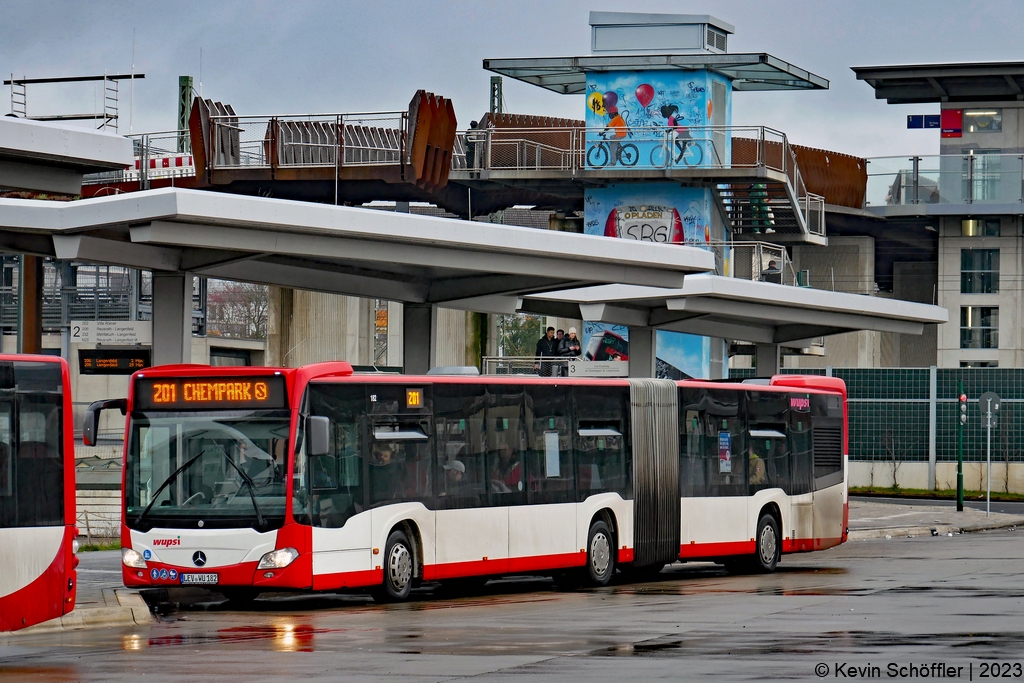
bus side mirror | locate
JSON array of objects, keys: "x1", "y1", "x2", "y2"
[
  {"x1": 82, "y1": 399, "x2": 127, "y2": 447},
  {"x1": 306, "y1": 416, "x2": 330, "y2": 456}
]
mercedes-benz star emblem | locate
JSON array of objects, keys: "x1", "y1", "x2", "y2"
[{"x1": 192, "y1": 551, "x2": 207, "y2": 567}]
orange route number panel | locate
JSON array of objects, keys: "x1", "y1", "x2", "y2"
[{"x1": 134, "y1": 376, "x2": 288, "y2": 410}]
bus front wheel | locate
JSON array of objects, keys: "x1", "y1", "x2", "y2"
[
  {"x1": 372, "y1": 529, "x2": 415, "y2": 602},
  {"x1": 585, "y1": 519, "x2": 615, "y2": 586}
]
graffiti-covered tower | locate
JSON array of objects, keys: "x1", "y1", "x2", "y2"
[{"x1": 480, "y1": 11, "x2": 828, "y2": 377}]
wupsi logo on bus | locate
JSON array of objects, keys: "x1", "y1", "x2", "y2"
[
  {"x1": 153, "y1": 537, "x2": 181, "y2": 548},
  {"x1": 790, "y1": 397, "x2": 811, "y2": 411}
]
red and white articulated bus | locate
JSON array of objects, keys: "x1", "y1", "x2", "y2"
[
  {"x1": 85, "y1": 363, "x2": 847, "y2": 603},
  {"x1": 0, "y1": 355, "x2": 78, "y2": 632}
]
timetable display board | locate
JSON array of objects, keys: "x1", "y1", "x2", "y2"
[
  {"x1": 79, "y1": 349, "x2": 151, "y2": 375},
  {"x1": 134, "y1": 376, "x2": 288, "y2": 411}
]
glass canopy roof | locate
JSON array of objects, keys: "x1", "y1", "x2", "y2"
[{"x1": 483, "y1": 53, "x2": 829, "y2": 95}]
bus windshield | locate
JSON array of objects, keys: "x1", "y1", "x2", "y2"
[{"x1": 125, "y1": 410, "x2": 291, "y2": 530}]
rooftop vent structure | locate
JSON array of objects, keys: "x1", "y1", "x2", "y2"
[{"x1": 589, "y1": 12, "x2": 734, "y2": 55}]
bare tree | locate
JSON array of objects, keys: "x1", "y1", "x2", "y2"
[{"x1": 206, "y1": 280, "x2": 268, "y2": 339}]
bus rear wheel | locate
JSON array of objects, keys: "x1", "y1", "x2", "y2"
[
  {"x1": 372, "y1": 530, "x2": 415, "y2": 602},
  {"x1": 585, "y1": 519, "x2": 615, "y2": 586},
  {"x1": 754, "y1": 513, "x2": 781, "y2": 573}
]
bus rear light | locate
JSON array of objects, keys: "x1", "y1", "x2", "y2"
[
  {"x1": 122, "y1": 548, "x2": 147, "y2": 569},
  {"x1": 72, "y1": 539, "x2": 80, "y2": 554},
  {"x1": 257, "y1": 548, "x2": 299, "y2": 570}
]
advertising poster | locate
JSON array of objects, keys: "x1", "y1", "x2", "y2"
[
  {"x1": 718, "y1": 431, "x2": 732, "y2": 474},
  {"x1": 584, "y1": 68, "x2": 732, "y2": 170},
  {"x1": 583, "y1": 322, "x2": 628, "y2": 361},
  {"x1": 656, "y1": 330, "x2": 711, "y2": 379},
  {"x1": 582, "y1": 323, "x2": 711, "y2": 378}
]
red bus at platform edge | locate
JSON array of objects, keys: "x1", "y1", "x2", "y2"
[{"x1": 0, "y1": 355, "x2": 78, "y2": 632}]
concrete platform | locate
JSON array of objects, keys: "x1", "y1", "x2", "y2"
[{"x1": 848, "y1": 498, "x2": 1024, "y2": 540}]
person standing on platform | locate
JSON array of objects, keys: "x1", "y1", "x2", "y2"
[{"x1": 534, "y1": 327, "x2": 559, "y2": 377}]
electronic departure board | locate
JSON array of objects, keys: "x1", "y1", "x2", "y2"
[
  {"x1": 134, "y1": 375, "x2": 288, "y2": 411},
  {"x1": 79, "y1": 349, "x2": 151, "y2": 375}
]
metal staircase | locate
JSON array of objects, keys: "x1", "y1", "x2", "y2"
[{"x1": 714, "y1": 179, "x2": 825, "y2": 244}]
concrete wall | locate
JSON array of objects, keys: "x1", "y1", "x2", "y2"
[
  {"x1": 891, "y1": 261, "x2": 938, "y2": 367},
  {"x1": 850, "y1": 460, "x2": 1024, "y2": 494},
  {"x1": 788, "y1": 236, "x2": 884, "y2": 369},
  {"x1": 266, "y1": 287, "x2": 480, "y2": 369},
  {"x1": 936, "y1": 215, "x2": 1023, "y2": 368}
]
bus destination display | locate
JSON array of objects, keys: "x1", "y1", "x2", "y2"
[{"x1": 134, "y1": 376, "x2": 288, "y2": 410}]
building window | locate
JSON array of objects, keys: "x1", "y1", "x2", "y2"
[
  {"x1": 960, "y1": 361, "x2": 998, "y2": 368},
  {"x1": 964, "y1": 109, "x2": 1001, "y2": 133},
  {"x1": 961, "y1": 218, "x2": 1000, "y2": 237},
  {"x1": 960, "y1": 306, "x2": 998, "y2": 349},
  {"x1": 209, "y1": 348, "x2": 251, "y2": 366},
  {"x1": 961, "y1": 248, "x2": 999, "y2": 293}
]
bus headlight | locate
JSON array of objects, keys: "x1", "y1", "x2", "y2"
[
  {"x1": 122, "y1": 548, "x2": 147, "y2": 569},
  {"x1": 257, "y1": 548, "x2": 299, "y2": 570}
]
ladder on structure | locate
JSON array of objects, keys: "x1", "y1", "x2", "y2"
[
  {"x1": 9, "y1": 75, "x2": 26, "y2": 117},
  {"x1": 101, "y1": 73, "x2": 118, "y2": 131}
]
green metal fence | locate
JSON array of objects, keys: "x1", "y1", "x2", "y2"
[{"x1": 727, "y1": 367, "x2": 1024, "y2": 463}]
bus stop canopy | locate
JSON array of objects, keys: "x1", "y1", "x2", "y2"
[
  {"x1": 521, "y1": 273, "x2": 948, "y2": 343},
  {"x1": 0, "y1": 188, "x2": 714, "y2": 309}
]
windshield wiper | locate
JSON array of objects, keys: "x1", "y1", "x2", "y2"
[
  {"x1": 217, "y1": 451, "x2": 267, "y2": 530},
  {"x1": 134, "y1": 449, "x2": 206, "y2": 528}
]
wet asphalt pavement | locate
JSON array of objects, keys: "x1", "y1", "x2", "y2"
[{"x1": 5, "y1": 529, "x2": 1024, "y2": 681}]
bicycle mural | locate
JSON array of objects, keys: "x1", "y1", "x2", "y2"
[{"x1": 584, "y1": 69, "x2": 732, "y2": 170}]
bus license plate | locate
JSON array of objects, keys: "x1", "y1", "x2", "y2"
[{"x1": 180, "y1": 573, "x2": 218, "y2": 585}]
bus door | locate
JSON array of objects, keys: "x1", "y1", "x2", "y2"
[
  {"x1": 509, "y1": 385, "x2": 576, "y2": 570},
  {"x1": 679, "y1": 388, "x2": 747, "y2": 549},
  {"x1": 365, "y1": 384, "x2": 435, "y2": 573},
  {"x1": 302, "y1": 383, "x2": 370, "y2": 589},
  {"x1": 810, "y1": 393, "x2": 844, "y2": 546},
  {"x1": 433, "y1": 384, "x2": 510, "y2": 579}
]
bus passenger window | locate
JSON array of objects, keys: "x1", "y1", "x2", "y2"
[
  {"x1": 14, "y1": 399, "x2": 63, "y2": 526},
  {"x1": 524, "y1": 386, "x2": 574, "y2": 505},
  {"x1": 486, "y1": 386, "x2": 526, "y2": 507},
  {"x1": 574, "y1": 385, "x2": 630, "y2": 500},
  {"x1": 369, "y1": 426, "x2": 432, "y2": 507},
  {"x1": 0, "y1": 407, "x2": 10, "y2": 499},
  {"x1": 679, "y1": 400, "x2": 706, "y2": 497},
  {"x1": 747, "y1": 390, "x2": 792, "y2": 494},
  {"x1": 700, "y1": 389, "x2": 746, "y2": 497},
  {"x1": 434, "y1": 385, "x2": 487, "y2": 509}
]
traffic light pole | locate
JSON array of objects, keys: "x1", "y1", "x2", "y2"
[{"x1": 957, "y1": 380, "x2": 964, "y2": 513}]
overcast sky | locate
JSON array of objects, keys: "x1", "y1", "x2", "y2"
[{"x1": 3, "y1": 0, "x2": 1022, "y2": 159}]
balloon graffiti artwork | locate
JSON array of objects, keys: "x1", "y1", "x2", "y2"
[
  {"x1": 603, "y1": 91, "x2": 618, "y2": 114},
  {"x1": 635, "y1": 83, "x2": 654, "y2": 109},
  {"x1": 587, "y1": 91, "x2": 606, "y2": 117}
]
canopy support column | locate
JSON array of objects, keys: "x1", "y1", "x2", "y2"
[
  {"x1": 403, "y1": 303, "x2": 435, "y2": 375},
  {"x1": 627, "y1": 327, "x2": 656, "y2": 379},
  {"x1": 755, "y1": 343, "x2": 780, "y2": 377},
  {"x1": 16, "y1": 254, "x2": 43, "y2": 354},
  {"x1": 152, "y1": 272, "x2": 193, "y2": 365}
]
